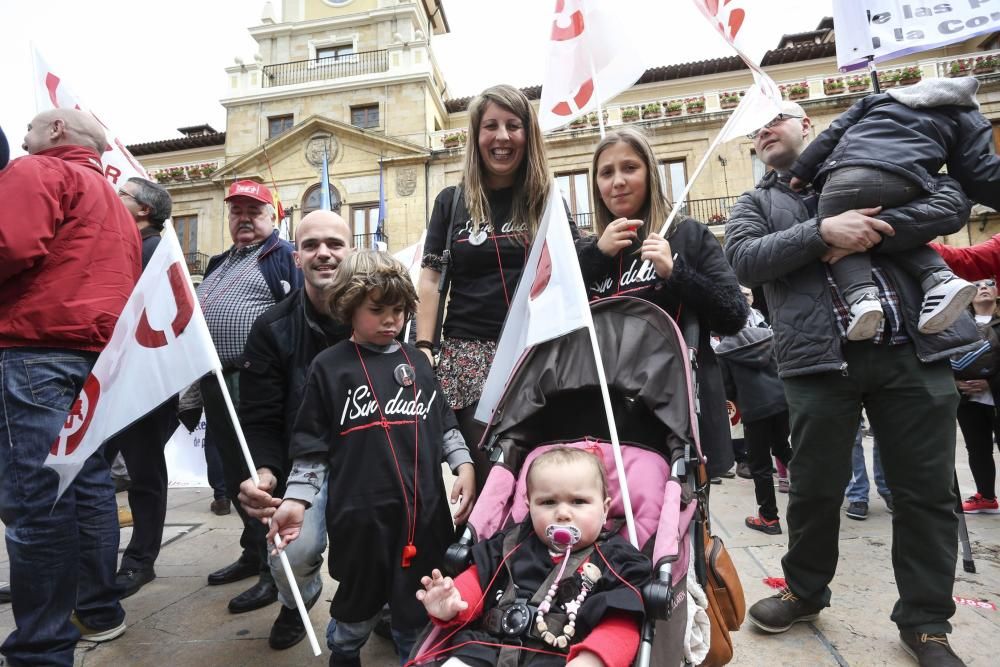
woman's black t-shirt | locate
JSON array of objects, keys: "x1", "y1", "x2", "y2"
[{"x1": 424, "y1": 186, "x2": 580, "y2": 341}]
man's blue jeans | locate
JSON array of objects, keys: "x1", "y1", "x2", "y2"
[
  {"x1": 845, "y1": 426, "x2": 891, "y2": 503},
  {"x1": 0, "y1": 348, "x2": 124, "y2": 666},
  {"x1": 270, "y1": 480, "x2": 327, "y2": 609}
]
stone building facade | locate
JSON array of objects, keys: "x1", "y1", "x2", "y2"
[{"x1": 127, "y1": 1, "x2": 1000, "y2": 276}]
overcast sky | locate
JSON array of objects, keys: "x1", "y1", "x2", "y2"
[{"x1": 0, "y1": 0, "x2": 831, "y2": 157}]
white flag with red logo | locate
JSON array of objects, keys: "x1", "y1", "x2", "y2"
[
  {"x1": 475, "y1": 185, "x2": 591, "y2": 424},
  {"x1": 538, "y1": 0, "x2": 647, "y2": 132},
  {"x1": 690, "y1": 1, "x2": 783, "y2": 143},
  {"x1": 692, "y1": 0, "x2": 773, "y2": 69},
  {"x1": 32, "y1": 46, "x2": 148, "y2": 187},
  {"x1": 45, "y1": 226, "x2": 221, "y2": 500}
]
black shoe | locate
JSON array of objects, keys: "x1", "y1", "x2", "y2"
[
  {"x1": 329, "y1": 656, "x2": 362, "y2": 667},
  {"x1": 883, "y1": 495, "x2": 895, "y2": 514},
  {"x1": 736, "y1": 462, "x2": 753, "y2": 479},
  {"x1": 0, "y1": 584, "x2": 9, "y2": 604},
  {"x1": 116, "y1": 568, "x2": 156, "y2": 599},
  {"x1": 228, "y1": 579, "x2": 278, "y2": 614},
  {"x1": 210, "y1": 498, "x2": 231, "y2": 516},
  {"x1": 747, "y1": 587, "x2": 823, "y2": 633},
  {"x1": 268, "y1": 587, "x2": 322, "y2": 650},
  {"x1": 208, "y1": 558, "x2": 259, "y2": 586},
  {"x1": 373, "y1": 616, "x2": 393, "y2": 641},
  {"x1": 899, "y1": 631, "x2": 967, "y2": 666},
  {"x1": 845, "y1": 501, "x2": 869, "y2": 521}
]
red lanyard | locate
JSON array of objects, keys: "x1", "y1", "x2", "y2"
[{"x1": 352, "y1": 342, "x2": 421, "y2": 568}]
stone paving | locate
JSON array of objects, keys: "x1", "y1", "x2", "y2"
[{"x1": 0, "y1": 431, "x2": 998, "y2": 666}]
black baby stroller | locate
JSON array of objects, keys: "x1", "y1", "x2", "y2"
[{"x1": 407, "y1": 297, "x2": 713, "y2": 666}]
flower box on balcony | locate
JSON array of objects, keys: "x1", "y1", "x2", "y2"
[
  {"x1": 664, "y1": 101, "x2": 683, "y2": 117},
  {"x1": 973, "y1": 55, "x2": 998, "y2": 74},
  {"x1": 621, "y1": 107, "x2": 640, "y2": 122},
  {"x1": 685, "y1": 96, "x2": 706, "y2": 114},
  {"x1": 948, "y1": 59, "x2": 972, "y2": 77},
  {"x1": 168, "y1": 168, "x2": 186, "y2": 182},
  {"x1": 443, "y1": 131, "x2": 466, "y2": 148},
  {"x1": 587, "y1": 110, "x2": 609, "y2": 126},
  {"x1": 720, "y1": 92, "x2": 741, "y2": 109},
  {"x1": 643, "y1": 102, "x2": 663, "y2": 119},
  {"x1": 787, "y1": 83, "x2": 809, "y2": 100},
  {"x1": 846, "y1": 75, "x2": 870, "y2": 93},
  {"x1": 898, "y1": 66, "x2": 922, "y2": 85},
  {"x1": 154, "y1": 171, "x2": 171, "y2": 184},
  {"x1": 568, "y1": 117, "x2": 588, "y2": 129},
  {"x1": 824, "y1": 77, "x2": 846, "y2": 95}
]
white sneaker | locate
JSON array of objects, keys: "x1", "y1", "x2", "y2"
[
  {"x1": 918, "y1": 278, "x2": 976, "y2": 334},
  {"x1": 846, "y1": 297, "x2": 884, "y2": 340}
]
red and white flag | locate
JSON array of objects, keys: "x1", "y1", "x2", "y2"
[
  {"x1": 45, "y1": 226, "x2": 220, "y2": 500},
  {"x1": 538, "y1": 0, "x2": 647, "y2": 132},
  {"x1": 32, "y1": 46, "x2": 148, "y2": 187},
  {"x1": 475, "y1": 185, "x2": 591, "y2": 423},
  {"x1": 691, "y1": 0, "x2": 783, "y2": 143}
]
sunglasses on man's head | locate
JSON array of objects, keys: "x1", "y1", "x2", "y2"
[{"x1": 747, "y1": 113, "x2": 804, "y2": 140}]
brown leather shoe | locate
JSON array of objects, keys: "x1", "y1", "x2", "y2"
[{"x1": 210, "y1": 498, "x2": 231, "y2": 516}]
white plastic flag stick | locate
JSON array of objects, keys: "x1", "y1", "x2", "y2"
[
  {"x1": 211, "y1": 368, "x2": 322, "y2": 656},
  {"x1": 583, "y1": 317, "x2": 638, "y2": 548}
]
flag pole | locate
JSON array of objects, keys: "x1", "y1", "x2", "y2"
[
  {"x1": 174, "y1": 226, "x2": 321, "y2": 655},
  {"x1": 588, "y1": 51, "x2": 606, "y2": 139},
  {"x1": 211, "y1": 368, "x2": 322, "y2": 656},
  {"x1": 657, "y1": 101, "x2": 748, "y2": 238},
  {"x1": 582, "y1": 316, "x2": 638, "y2": 548}
]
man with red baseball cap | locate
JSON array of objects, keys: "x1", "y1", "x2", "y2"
[{"x1": 195, "y1": 179, "x2": 301, "y2": 615}]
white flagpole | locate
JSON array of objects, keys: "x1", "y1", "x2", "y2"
[
  {"x1": 212, "y1": 368, "x2": 322, "y2": 656},
  {"x1": 582, "y1": 316, "x2": 638, "y2": 548},
  {"x1": 176, "y1": 218, "x2": 318, "y2": 656},
  {"x1": 588, "y1": 51, "x2": 606, "y2": 139},
  {"x1": 658, "y1": 99, "x2": 752, "y2": 237}
]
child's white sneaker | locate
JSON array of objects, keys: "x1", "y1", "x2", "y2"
[
  {"x1": 846, "y1": 297, "x2": 884, "y2": 340},
  {"x1": 918, "y1": 278, "x2": 976, "y2": 334}
]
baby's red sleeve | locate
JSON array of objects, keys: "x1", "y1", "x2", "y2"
[
  {"x1": 565, "y1": 611, "x2": 641, "y2": 667},
  {"x1": 429, "y1": 565, "x2": 483, "y2": 627}
]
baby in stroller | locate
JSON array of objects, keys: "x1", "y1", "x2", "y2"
[{"x1": 415, "y1": 447, "x2": 650, "y2": 667}]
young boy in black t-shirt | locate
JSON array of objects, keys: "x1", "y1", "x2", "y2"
[{"x1": 268, "y1": 251, "x2": 476, "y2": 667}]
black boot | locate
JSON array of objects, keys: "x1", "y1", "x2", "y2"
[{"x1": 329, "y1": 655, "x2": 362, "y2": 667}]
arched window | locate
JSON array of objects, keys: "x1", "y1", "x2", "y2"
[{"x1": 301, "y1": 183, "x2": 342, "y2": 215}]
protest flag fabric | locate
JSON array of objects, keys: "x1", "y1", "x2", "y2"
[
  {"x1": 538, "y1": 0, "x2": 647, "y2": 132},
  {"x1": 834, "y1": 0, "x2": 1000, "y2": 72},
  {"x1": 715, "y1": 70, "x2": 784, "y2": 143},
  {"x1": 393, "y1": 230, "x2": 426, "y2": 286},
  {"x1": 32, "y1": 46, "x2": 148, "y2": 187},
  {"x1": 475, "y1": 184, "x2": 591, "y2": 423},
  {"x1": 320, "y1": 146, "x2": 332, "y2": 211},
  {"x1": 45, "y1": 225, "x2": 221, "y2": 501},
  {"x1": 692, "y1": 0, "x2": 775, "y2": 70}
]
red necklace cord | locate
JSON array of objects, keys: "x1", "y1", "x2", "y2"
[
  {"x1": 490, "y1": 232, "x2": 511, "y2": 308},
  {"x1": 407, "y1": 540, "x2": 570, "y2": 666},
  {"x1": 352, "y1": 342, "x2": 420, "y2": 567},
  {"x1": 593, "y1": 542, "x2": 643, "y2": 603}
]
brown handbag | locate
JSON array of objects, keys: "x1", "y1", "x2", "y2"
[{"x1": 696, "y1": 465, "x2": 746, "y2": 667}]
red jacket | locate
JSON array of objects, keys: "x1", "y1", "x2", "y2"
[
  {"x1": 930, "y1": 235, "x2": 1000, "y2": 282},
  {"x1": 0, "y1": 145, "x2": 141, "y2": 352}
]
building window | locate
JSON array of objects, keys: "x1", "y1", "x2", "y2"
[
  {"x1": 316, "y1": 44, "x2": 354, "y2": 62},
  {"x1": 657, "y1": 160, "x2": 688, "y2": 207},
  {"x1": 268, "y1": 114, "x2": 293, "y2": 139},
  {"x1": 750, "y1": 151, "x2": 767, "y2": 184},
  {"x1": 351, "y1": 104, "x2": 380, "y2": 129},
  {"x1": 555, "y1": 171, "x2": 591, "y2": 231},
  {"x1": 351, "y1": 203, "x2": 381, "y2": 248},
  {"x1": 301, "y1": 183, "x2": 342, "y2": 216},
  {"x1": 174, "y1": 214, "x2": 198, "y2": 256}
]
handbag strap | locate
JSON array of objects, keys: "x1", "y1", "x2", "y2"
[{"x1": 432, "y1": 184, "x2": 463, "y2": 354}]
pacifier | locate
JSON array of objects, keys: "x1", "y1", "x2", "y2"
[{"x1": 545, "y1": 524, "x2": 581, "y2": 548}]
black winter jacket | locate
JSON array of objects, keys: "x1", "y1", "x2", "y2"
[
  {"x1": 716, "y1": 326, "x2": 786, "y2": 423},
  {"x1": 790, "y1": 78, "x2": 1000, "y2": 208},
  {"x1": 725, "y1": 171, "x2": 980, "y2": 377},
  {"x1": 239, "y1": 288, "x2": 350, "y2": 480}
]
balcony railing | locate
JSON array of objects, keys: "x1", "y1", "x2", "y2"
[
  {"x1": 685, "y1": 196, "x2": 742, "y2": 224},
  {"x1": 185, "y1": 252, "x2": 210, "y2": 277},
  {"x1": 354, "y1": 232, "x2": 388, "y2": 250},
  {"x1": 262, "y1": 50, "x2": 389, "y2": 88},
  {"x1": 574, "y1": 211, "x2": 595, "y2": 232}
]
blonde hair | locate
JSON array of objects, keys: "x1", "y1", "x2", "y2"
[
  {"x1": 591, "y1": 127, "x2": 671, "y2": 243},
  {"x1": 526, "y1": 447, "x2": 609, "y2": 500},
  {"x1": 326, "y1": 251, "x2": 418, "y2": 324},
  {"x1": 462, "y1": 84, "x2": 550, "y2": 245}
]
